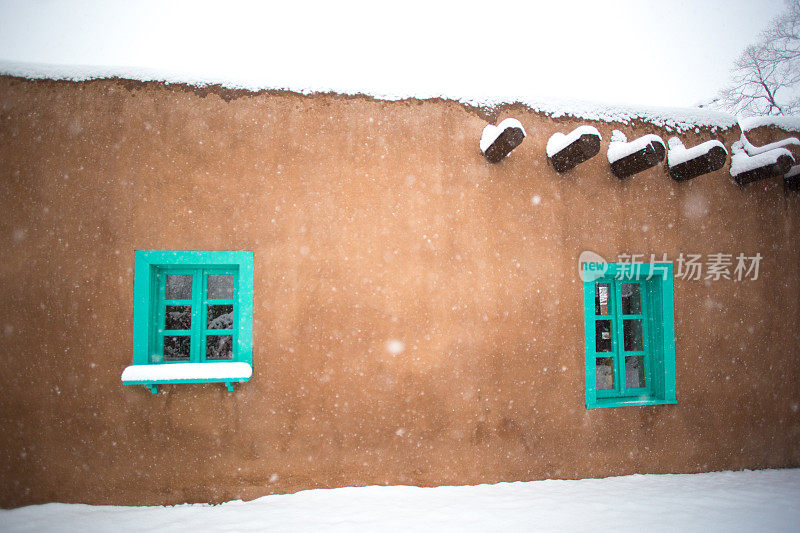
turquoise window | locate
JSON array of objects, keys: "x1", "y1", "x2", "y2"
[
  {"x1": 583, "y1": 262, "x2": 676, "y2": 409},
  {"x1": 123, "y1": 251, "x2": 254, "y2": 393}
]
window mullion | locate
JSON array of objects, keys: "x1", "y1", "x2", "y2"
[
  {"x1": 190, "y1": 267, "x2": 203, "y2": 363},
  {"x1": 641, "y1": 280, "x2": 654, "y2": 394},
  {"x1": 232, "y1": 270, "x2": 238, "y2": 361},
  {"x1": 613, "y1": 279, "x2": 626, "y2": 395},
  {"x1": 608, "y1": 279, "x2": 622, "y2": 395},
  {"x1": 202, "y1": 269, "x2": 214, "y2": 362}
]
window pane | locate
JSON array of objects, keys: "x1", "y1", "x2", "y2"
[
  {"x1": 166, "y1": 274, "x2": 192, "y2": 299},
  {"x1": 595, "y1": 320, "x2": 612, "y2": 352},
  {"x1": 596, "y1": 357, "x2": 614, "y2": 390},
  {"x1": 594, "y1": 283, "x2": 610, "y2": 315},
  {"x1": 208, "y1": 275, "x2": 234, "y2": 299},
  {"x1": 625, "y1": 356, "x2": 646, "y2": 388},
  {"x1": 621, "y1": 283, "x2": 641, "y2": 315},
  {"x1": 623, "y1": 319, "x2": 644, "y2": 351},
  {"x1": 165, "y1": 305, "x2": 191, "y2": 330},
  {"x1": 164, "y1": 336, "x2": 190, "y2": 361},
  {"x1": 206, "y1": 335, "x2": 233, "y2": 360},
  {"x1": 207, "y1": 304, "x2": 233, "y2": 329}
]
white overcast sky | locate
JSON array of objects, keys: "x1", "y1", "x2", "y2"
[{"x1": 0, "y1": 0, "x2": 788, "y2": 108}]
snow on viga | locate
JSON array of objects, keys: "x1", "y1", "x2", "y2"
[
  {"x1": 607, "y1": 130, "x2": 666, "y2": 164},
  {"x1": 730, "y1": 140, "x2": 794, "y2": 177},
  {"x1": 666, "y1": 137, "x2": 727, "y2": 168},
  {"x1": 479, "y1": 118, "x2": 526, "y2": 154},
  {"x1": 545, "y1": 125, "x2": 602, "y2": 158}
]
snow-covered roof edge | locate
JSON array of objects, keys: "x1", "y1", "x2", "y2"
[
  {"x1": 0, "y1": 59, "x2": 742, "y2": 134},
  {"x1": 740, "y1": 115, "x2": 800, "y2": 133}
]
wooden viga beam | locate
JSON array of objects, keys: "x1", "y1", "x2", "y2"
[
  {"x1": 784, "y1": 165, "x2": 800, "y2": 191},
  {"x1": 480, "y1": 118, "x2": 526, "y2": 163},
  {"x1": 546, "y1": 126, "x2": 602, "y2": 173},
  {"x1": 667, "y1": 138, "x2": 728, "y2": 182},
  {"x1": 730, "y1": 141, "x2": 795, "y2": 186},
  {"x1": 607, "y1": 131, "x2": 666, "y2": 179}
]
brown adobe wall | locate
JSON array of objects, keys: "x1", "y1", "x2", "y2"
[{"x1": 0, "y1": 76, "x2": 798, "y2": 508}]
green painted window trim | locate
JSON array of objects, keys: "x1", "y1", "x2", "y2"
[
  {"x1": 582, "y1": 262, "x2": 676, "y2": 409},
  {"x1": 128, "y1": 250, "x2": 254, "y2": 391}
]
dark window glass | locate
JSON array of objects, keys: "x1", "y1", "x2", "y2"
[
  {"x1": 206, "y1": 335, "x2": 233, "y2": 360},
  {"x1": 625, "y1": 356, "x2": 646, "y2": 388},
  {"x1": 596, "y1": 357, "x2": 614, "y2": 390},
  {"x1": 208, "y1": 275, "x2": 234, "y2": 299},
  {"x1": 166, "y1": 274, "x2": 192, "y2": 299},
  {"x1": 164, "y1": 336, "x2": 190, "y2": 361},
  {"x1": 165, "y1": 305, "x2": 191, "y2": 330},
  {"x1": 623, "y1": 319, "x2": 644, "y2": 351},
  {"x1": 207, "y1": 305, "x2": 233, "y2": 329},
  {"x1": 595, "y1": 283, "x2": 610, "y2": 315},
  {"x1": 621, "y1": 283, "x2": 641, "y2": 315},
  {"x1": 595, "y1": 320, "x2": 612, "y2": 352}
]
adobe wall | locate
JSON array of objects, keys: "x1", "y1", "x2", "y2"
[{"x1": 0, "y1": 77, "x2": 798, "y2": 507}]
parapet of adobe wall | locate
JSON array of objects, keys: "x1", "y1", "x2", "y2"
[{"x1": 0, "y1": 76, "x2": 798, "y2": 508}]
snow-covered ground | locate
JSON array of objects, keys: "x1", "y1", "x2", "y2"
[{"x1": 2, "y1": 469, "x2": 798, "y2": 532}]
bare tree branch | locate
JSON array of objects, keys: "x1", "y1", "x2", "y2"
[{"x1": 710, "y1": 0, "x2": 800, "y2": 116}]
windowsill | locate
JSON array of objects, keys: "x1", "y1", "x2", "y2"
[
  {"x1": 121, "y1": 362, "x2": 252, "y2": 393},
  {"x1": 588, "y1": 396, "x2": 677, "y2": 409}
]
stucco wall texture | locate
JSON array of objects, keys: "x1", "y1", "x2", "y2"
[{"x1": 0, "y1": 77, "x2": 799, "y2": 508}]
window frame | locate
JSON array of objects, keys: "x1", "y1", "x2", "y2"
[
  {"x1": 126, "y1": 250, "x2": 254, "y2": 392},
  {"x1": 156, "y1": 266, "x2": 238, "y2": 363},
  {"x1": 583, "y1": 262, "x2": 676, "y2": 409}
]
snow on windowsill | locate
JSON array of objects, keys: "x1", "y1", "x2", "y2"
[{"x1": 121, "y1": 362, "x2": 253, "y2": 382}]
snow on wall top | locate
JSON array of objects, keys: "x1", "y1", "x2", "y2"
[
  {"x1": 739, "y1": 115, "x2": 800, "y2": 133},
  {"x1": 0, "y1": 59, "x2": 739, "y2": 133},
  {"x1": 514, "y1": 97, "x2": 735, "y2": 134}
]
